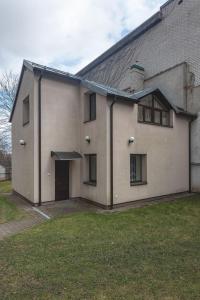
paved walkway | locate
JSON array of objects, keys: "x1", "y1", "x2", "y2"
[
  {"x1": 0, "y1": 195, "x2": 99, "y2": 240},
  {"x1": 0, "y1": 192, "x2": 195, "y2": 240},
  {"x1": 0, "y1": 194, "x2": 45, "y2": 240}
]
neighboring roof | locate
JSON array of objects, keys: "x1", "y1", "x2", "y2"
[
  {"x1": 76, "y1": 11, "x2": 162, "y2": 76},
  {"x1": 51, "y1": 151, "x2": 82, "y2": 160}
]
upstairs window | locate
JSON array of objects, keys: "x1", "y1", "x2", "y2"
[
  {"x1": 138, "y1": 94, "x2": 170, "y2": 127},
  {"x1": 84, "y1": 93, "x2": 96, "y2": 122},
  {"x1": 23, "y1": 96, "x2": 30, "y2": 126}
]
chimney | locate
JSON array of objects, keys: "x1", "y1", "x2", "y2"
[{"x1": 119, "y1": 64, "x2": 145, "y2": 93}]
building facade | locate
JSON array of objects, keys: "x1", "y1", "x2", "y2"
[
  {"x1": 10, "y1": 60, "x2": 193, "y2": 208},
  {"x1": 77, "y1": 0, "x2": 200, "y2": 192}
]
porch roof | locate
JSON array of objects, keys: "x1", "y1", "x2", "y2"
[{"x1": 51, "y1": 151, "x2": 82, "y2": 160}]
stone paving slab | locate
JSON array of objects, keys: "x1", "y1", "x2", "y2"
[{"x1": 40, "y1": 198, "x2": 99, "y2": 218}]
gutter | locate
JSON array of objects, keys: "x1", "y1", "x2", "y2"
[
  {"x1": 38, "y1": 73, "x2": 43, "y2": 206},
  {"x1": 110, "y1": 98, "x2": 116, "y2": 209}
]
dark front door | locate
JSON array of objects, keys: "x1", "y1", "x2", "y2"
[{"x1": 55, "y1": 160, "x2": 69, "y2": 200}]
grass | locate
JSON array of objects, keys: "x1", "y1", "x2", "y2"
[
  {"x1": 0, "y1": 196, "x2": 24, "y2": 224},
  {"x1": 0, "y1": 195, "x2": 200, "y2": 299},
  {"x1": 0, "y1": 180, "x2": 12, "y2": 193},
  {"x1": 0, "y1": 181, "x2": 24, "y2": 224}
]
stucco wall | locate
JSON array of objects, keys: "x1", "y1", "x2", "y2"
[
  {"x1": 40, "y1": 77, "x2": 81, "y2": 202},
  {"x1": 80, "y1": 0, "x2": 200, "y2": 193},
  {"x1": 79, "y1": 88, "x2": 109, "y2": 206},
  {"x1": 112, "y1": 102, "x2": 189, "y2": 204},
  {"x1": 11, "y1": 68, "x2": 35, "y2": 202}
]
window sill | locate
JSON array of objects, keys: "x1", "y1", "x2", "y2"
[
  {"x1": 138, "y1": 121, "x2": 173, "y2": 128},
  {"x1": 130, "y1": 181, "x2": 147, "y2": 186},
  {"x1": 83, "y1": 181, "x2": 97, "y2": 186},
  {"x1": 23, "y1": 121, "x2": 30, "y2": 127},
  {"x1": 83, "y1": 119, "x2": 96, "y2": 124}
]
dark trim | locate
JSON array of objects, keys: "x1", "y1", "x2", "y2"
[
  {"x1": 80, "y1": 197, "x2": 110, "y2": 210},
  {"x1": 13, "y1": 190, "x2": 38, "y2": 206},
  {"x1": 83, "y1": 119, "x2": 96, "y2": 124},
  {"x1": 161, "y1": 0, "x2": 175, "y2": 9},
  {"x1": 138, "y1": 120, "x2": 172, "y2": 128},
  {"x1": 38, "y1": 73, "x2": 43, "y2": 206},
  {"x1": 9, "y1": 65, "x2": 26, "y2": 122},
  {"x1": 22, "y1": 96, "x2": 30, "y2": 126},
  {"x1": 191, "y1": 162, "x2": 200, "y2": 166},
  {"x1": 83, "y1": 181, "x2": 97, "y2": 186},
  {"x1": 110, "y1": 99, "x2": 116, "y2": 209},
  {"x1": 130, "y1": 181, "x2": 147, "y2": 186},
  {"x1": 111, "y1": 191, "x2": 192, "y2": 209},
  {"x1": 189, "y1": 120, "x2": 192, "y2": 193}
]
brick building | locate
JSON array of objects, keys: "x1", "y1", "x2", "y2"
[{"x1": 77, "y1": 0, "x2": 200, "y2": 191}]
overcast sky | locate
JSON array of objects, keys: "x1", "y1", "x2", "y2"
[{"x1": 0, "y1": 0, "x2": 166, "y2": 76}]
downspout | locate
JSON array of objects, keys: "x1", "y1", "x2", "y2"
[
  {"x1": 110, "y1": 97, "x2": 116, "y2": 209},
  {"x1": 189, "y1": 120, "x2": 191, "y2": 193},
  {"x1": 38, "y1": 73, "x2": 43, "y2": 206}
]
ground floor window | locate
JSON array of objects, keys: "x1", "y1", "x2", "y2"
[
  {"x1": 130, "y1": 154, "x2": 147, "y2": 185},
  {"x1": 84, "y1": 154, "x2": 97, "y2": 185}
]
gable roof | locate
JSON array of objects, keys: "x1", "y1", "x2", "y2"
[
  {"x1": 81, "y1": 80, "x2": 137, "y2": 102},
  {"x1": 24, "y1": 60, "x2": 81, "y2": 82},
  {"x1": 9, "y1": 60, "x2": 137, "y2": 122},
  {"x1": 134, "y1": 87, "x2": 196, "y2": 118},
  {"x1": 10, "y1": 60, "x2": 196, "y2": 122}
]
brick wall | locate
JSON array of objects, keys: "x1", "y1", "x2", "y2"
[{"x1": 82, "y1": 0, "x2": 200, "y2": 90}]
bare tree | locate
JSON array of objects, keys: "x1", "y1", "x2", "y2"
[{"x1": 0, "y1": 71, "x2": 19, "y2": 152}]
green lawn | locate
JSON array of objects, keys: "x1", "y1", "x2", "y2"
[
  {"x1": 0, "y1": 181, "x2": 24, "y2": 224},
  {"x1": 0, "y1": 180, "x2": 12, "y2": 193},
  {"x1": 0, "y1": 196, "x2": 24, "y2": 224},
  {"x1": 0, "y1": 196, "x2": 200, "y2": 299}
]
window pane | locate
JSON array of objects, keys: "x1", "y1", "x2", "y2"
[
  {"x1": 153, "y1": 99, "x2": 163, "y2": 110},
  {"x1": 90, "y1": 94, "x2": 96, "y2": 120},
  {"x1": 154, "y1": 110, "x2": 161, "y2": 124},
  {"x1": 162, "y1": 111, "x2": 169, "y2": 126},
  {"x1": 144, "y1": 108, "x2": 152, "y2": 122},
  {"x1": 138, "y1": 105, "x2": 144, "y2": 122},
  {"x1": 140, "y1": 95, "x2": 152, "y2": 107},
  {"x1": 23, "y1": 97, "x2": 30, "y2": 125},
  {"x1": 89, "y1": 155, "x2": 97, "y2": 182},
  {"x1": 130, "y1": 155, "x2": 142, "y2": 182}
]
